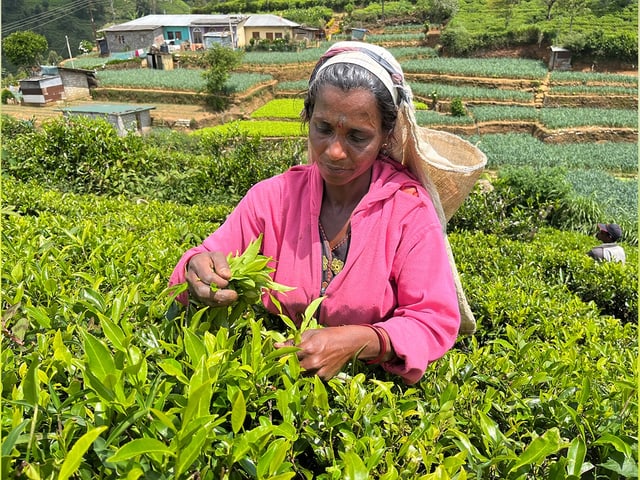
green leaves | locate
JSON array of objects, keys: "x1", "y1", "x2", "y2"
[
  {"x1": 59, "y1": 427, "x2": 108, "y2": 480},
  {"x1": 2, "y1": 159, "x2": 636, "y2": 479}
]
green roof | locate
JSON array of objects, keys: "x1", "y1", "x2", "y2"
[{"x1": 60, "y1": 104, "x2": 155, "y2": 114}]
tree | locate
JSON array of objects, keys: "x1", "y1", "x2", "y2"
[
  {"x1": 201, "y1": 44, "x2": 244, "y2": 110},
  {"x1": 426, "y1": 0, "x2": 459, "y2": 26},
  {"x1": 3, "y1": 31, "x2": 48, "y2": 71}
]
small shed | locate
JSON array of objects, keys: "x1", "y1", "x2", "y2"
[
  {"x1": 146, "y1": 52, "x2": 174, "y2": 70},
  {"x1": 19, "y1": 75, "x2": 65, "y2": 106},
  {"x1": 58, "y1": 67, "x2": 98, "y2": 100},
  {"x1": 549, "y1": 46, "x2": 572, "y2": 71},
  {"x1": 60, "y1": 104, "x2": 156, "y2": 136},
  {"x1": 351, "y1": 28, "x2": 367, "y2": 41}
]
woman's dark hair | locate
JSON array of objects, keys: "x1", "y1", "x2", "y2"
[{"x1": 302, "y1": 63, "x2": 398, "y2": 135}]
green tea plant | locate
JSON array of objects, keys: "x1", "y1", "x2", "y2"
[{"x1": 2, "y1": 175, "x2": 637, "y2": 479}]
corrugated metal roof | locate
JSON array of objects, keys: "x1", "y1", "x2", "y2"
[
  {"x1": 243, "y1": 14, "x2": 299, "y2": 28},
  {"x1": 100, "y1": 13, "x2": 299, "y2": 33},
  {"x1": 102, "y1": 24, "x2": 161, "y2": 32},
  {"x1": 101, "y1": 14, "x2": 245, "y2": 32}
]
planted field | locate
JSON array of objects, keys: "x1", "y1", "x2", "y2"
[
  {"x1": 2, "y1": 172, "x2": 637, "y2": 478},
  {"x1": 467, "y1": 132, "x2": 638, "y2": 173},
  {"x1": 203, "y1": 119, "x2": 307, "y2": 137},
  {"x1": 539, "y1": 107, "x2": 638, "y2": 129},
  {"x1": 96, "y1": 70, "x2": 272, "y2": 93},
  {"x1": 402, "y1": 57, "x2": 548, "y2": 79},
  {"x1": 469, "y1": 105, "x2": 540, "y2": 122},
  {"x1": 250, "y1": 98, "x2": 304, "y2": 119},
  {"x1": 550, "y1": 71, "x2": 638, "y2": 86},
  {"x1": 412, "y1": 82, "x2": 535, "y2": 102}
]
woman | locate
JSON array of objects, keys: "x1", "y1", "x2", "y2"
[{"x1": 169, "y1": 42, "x2": 463, "y2": 384}]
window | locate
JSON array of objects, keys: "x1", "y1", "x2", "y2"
[
  {"x1": 192, "y1": 28, "x2": 202, "y2": 44},
  {"x1": 167, "y1": 31, "x2": 182, "y2": 41},
  {"x1": 275, "y1": 32, "x2": 283, "y2": 39},
  {"x1": 116, "y1": 35, "x2": 125, "y2": 44},
  {"x1": 266, "y1": 32, "x2": 274, "y2": 40},
  {"x1": 252, "y1": 32, "x2": 260, "y2": 39}
]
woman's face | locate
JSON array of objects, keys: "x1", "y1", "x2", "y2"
[{"x1": 308, "y1": 85, "x2": 386, "y2": 187}]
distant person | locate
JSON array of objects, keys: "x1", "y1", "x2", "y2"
[{"x1": 587, "y1": 223, "x2": 626, "y2": 264}]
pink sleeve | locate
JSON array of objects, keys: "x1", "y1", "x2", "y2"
[
  {"x1": 168, "y1": 183, "x2": 271, "y2": 305},
  {"x1": 379, "y1": 225, "x2": 461, "y2": 384}
]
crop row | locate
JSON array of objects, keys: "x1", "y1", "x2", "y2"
[
  {"x1": 248, "y1": 98, "x2": 638, "y2": 131},
  {"x1": 412, "y1": 82, "x2": 534, "y2": 102},
  {"x1": 466, "y1": 132, "x2": 638, "y2": 173},
  {"x1": 402, "y1": 57, "x2": 549, "y2": 79},
  {"x1": 96, "y1": 70, "x2": 272, "y2": 93},
  {"x1": 549, "y1": 85, "x2": 637, "y2": 95},
  {"x1": 550, "y1": 71, "x2": 638, "y2": 86},
  {"x1": 468, "y1": 105, "x2": 639, "y2": 128}
]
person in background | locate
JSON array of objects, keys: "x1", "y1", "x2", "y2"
[
  {"x1": 169, "y1": 42, "x2": 484, "y2": 384},
  {"x1": 587, "y1": 223, "x2": 626, "y2": 264}
]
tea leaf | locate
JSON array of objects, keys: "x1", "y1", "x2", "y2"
[
  {"x1": 22, "y1": 357, "x2": 40, "y2": 406},
  {"x1": 107, "y1": 438, "x2": 175, "y2": 463},
  {"x1": 1, "y1": 419, "x2": 30, "y2": 456},
  {"x1": 566, "y1": 436, "x2": 587, "y2": 477},
  {"x1": 59, "y1": 426, "x2": 108, "y2": 480},
  {"x1": 341, "y1": 450, "x2": 369, "y2": 480},
  {"x1": 81, "y1": 330, "x2": 116, "y2": 383},
  {"x1": 232, "y1": 390, "x2": 247, "y2": 434},
  {"x1": 509, "y1": 428, "x2": 563, "y2": 472},
  {"x1": 176, "y1": 428, "x2": 207, "y2": 477}
]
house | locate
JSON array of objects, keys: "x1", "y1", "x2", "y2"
[
  {"x1": 99, "y1": 13, "x2": 303, "y2": 55},
  {"x1": 19, "y1": 75, "x2": 65, "y2": 106},
  {"x1": 60, "y1": 104, "x2": 156, "y2": 136},
  {"x1": 99, "y1": 14, "x2": 246, "y2": 54},
  {"x1": 238, "y1": 14, "x2": 299, "y2": 45}
]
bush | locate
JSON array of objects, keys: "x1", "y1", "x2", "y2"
[
  {"x1": 3, "y1": 116, "x2": 150, "y2": 195},
  {"x1": 440, "y1": 25, "x2": 477, "y2": 55},
  {"x1": 1, "y1": 89, "x2": 15, "y2": 104},
  {"x1": 1, "y1": 114, "x2": 35, "y2": 136},
  {"x1": 449, "y1": 97, "x2": 466, "y2": 116}
]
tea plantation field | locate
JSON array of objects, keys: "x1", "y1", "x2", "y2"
[
  {"x1": 2, "y1": 38, "x2": 638, "y2": 479},
  {"x1": 1, "y1": 108, "x2": 637, "y2": 479}
]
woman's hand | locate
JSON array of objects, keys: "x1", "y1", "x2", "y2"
[
  {"x1": 275, "y1": 325, "x2": 394, "y2": 380},
  {"x1": 185, "y1": 252, "x2": 239, "y2": 306}
]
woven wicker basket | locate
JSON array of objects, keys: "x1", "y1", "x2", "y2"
[{"x1": 415, "y1": 128, "x2": 487, "y2": 222}]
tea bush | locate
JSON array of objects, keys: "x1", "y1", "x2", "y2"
[
  {"x1": 2, "y1": 116, "x2": 303, "y2": 205},
  {"x1": 2, "y1": 116, "x2": 637, "y2": 478},
  {"x1": 2, "y1": 181, "x2": 636, "y2": 478}
]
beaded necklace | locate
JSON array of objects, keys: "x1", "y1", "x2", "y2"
[{"x1": 319, "y1": 221, "x2": 351, "y2": 295}]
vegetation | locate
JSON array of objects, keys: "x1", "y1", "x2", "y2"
[
  {"x1": 96, "y1": 70, "x2": 271, "y2": 94},
  {"x1": 2, "y1": 116, "x2": 637, "y2": 478},
  {"x1": 200, "y1": 44, "x2": 245, "y2": 110},
  {"x1": 2, "y1": 30, "x2": 48, "y2": 71}
]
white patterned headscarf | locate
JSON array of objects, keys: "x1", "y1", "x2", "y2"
[{"x1": 310, "y1": 41, "x2": 449, "y2": 226}]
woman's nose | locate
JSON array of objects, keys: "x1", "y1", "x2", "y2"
[{"x1": 326, "y1": 136, "x2": 347, "y2": 161}]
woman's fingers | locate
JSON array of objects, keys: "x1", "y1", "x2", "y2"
[{"x1": 185, "y1": 252, "x2": 238, "y2": 306}]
